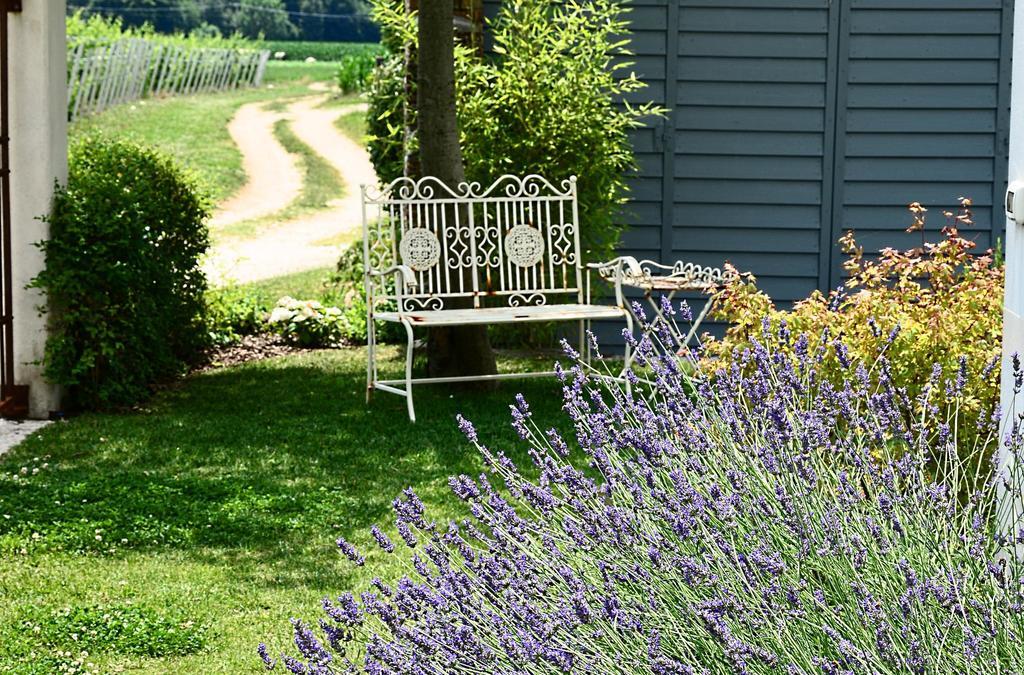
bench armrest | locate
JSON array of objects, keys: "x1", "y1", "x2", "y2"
[
  {"x1": 586, "y1": 256, "x2": 642, "y2": 307},
  {"x1": 587, "y1": 256, "x2": 643, "y2": 278},
  {"x1": 369, "y1": 264, "x2": 417, "y2": 288}
]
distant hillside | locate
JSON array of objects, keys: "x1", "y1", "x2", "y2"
[{"x1": 67, "y1": 0, "x2": 379, "y2": 43}]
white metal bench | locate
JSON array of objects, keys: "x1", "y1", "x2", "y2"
[{"x1": 360, "y1": 174, "x2": 632, "y2": 421}]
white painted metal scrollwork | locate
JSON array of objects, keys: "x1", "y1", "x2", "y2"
[
  {"x1": 504, "y1": 225, "x2": 545, "y2": 267},
  {"x1": 402, "y1": 296, "x2": 444, "y2": 311},
  {"x1": 360, "y1": 174, "x2": 636, "y2": 423},
  {"x1": 399, "y1": 228, "x2": 441, "y2": 272},
  {"x1": 362, "y1": 173, "x2": 575, "y2": 204},
  {"x1": 547, "y1": 222, "x2": 576, "y2": 266},
  {"x1": 362, "y1": 174, "x2": 584, "y2": 307},
  {"x1": 598, "y1": 257, "x2": 736, "y2": 291},
  {"x1": 509, "y1": 293, "x2": 547, "y2": 307}
]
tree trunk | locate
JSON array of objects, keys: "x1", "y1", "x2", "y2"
[
  {"x1": 417, "y1": 0, "x2": 497, "y2": 382},
  {"x1": 403, "y1": 0, "x2": 420, "y2": 179}
]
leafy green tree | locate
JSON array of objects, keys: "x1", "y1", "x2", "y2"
[
  {"x1": 73, "y1": 0, "x2": 203, "y2": 33},
  {"x1": 297, "y1": 0, "x2": 327, "y2": 40},
  {"x1": 227, "y1": 0, "x2": 299, "y2": 39},
  {"x1": 368, "y1": 0, "x2": 662, "y2": 263}
]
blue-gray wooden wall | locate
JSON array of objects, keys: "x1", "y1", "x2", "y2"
[{"x1": 484, "y1": 0, "x2": 1014, "y2": 343}]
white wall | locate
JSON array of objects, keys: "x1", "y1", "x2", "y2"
[{"x1": 8, "y1": 0, "x2": 66, "y2": 418}]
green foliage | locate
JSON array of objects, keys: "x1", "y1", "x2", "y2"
[
  {"x1": 227, "y1": 0, "x2": 299, "y2": 39},
  {"x1": 66, "y1": 10, "x2": 125, "y2": 46},
  {"x1": 66, "y1": 10, "x2": 256, "y2": 49},
  {"x1": 204, "y1": 268, "x2": 356, "y2": 348},
  {"x1": 205, "y1": 284, "x2": 267, "y2": 347},
  {"x1": 266, "y1": 297, "x2": 352, "y2": 347},
  {"x1": 365, "y1": 53, "x2": 406, "y2": 182},
  {"x1": 68, "y1": 1, "x2": 206, "y2": 35},
  {"x1": 705, "y1": 201, "x2": 1003, "y2": 469},
  {"x1": 27, "y1": 604, "x2": 206, "y2": 658},
  {"x1": 336, "y1": 49, "x2": 379, "y2": 93},
  {"x1": 68, "y1": 1, "x2": 378, "y2": 42},
  {"x1": 30, "y1": 136, "x2": 211, "y2": 410},
  {"x1": 263, "y1": 40, "x2": 385, "y2": 61},
  {"x1": 367, "y1": 0, "x2": 662, "y2": 262}
]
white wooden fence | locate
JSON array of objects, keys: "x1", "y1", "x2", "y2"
[{"x1": 67, "y1": 39, "x2": 271, "y2": 122}]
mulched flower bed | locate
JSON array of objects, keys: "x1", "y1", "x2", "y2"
[{"x1": 193, "y1": 334, "x2": 313, "y2": 373}]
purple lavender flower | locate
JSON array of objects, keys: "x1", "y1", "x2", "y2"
[
  {"x1": 263, "y1": 317, "x2": 1023, "y2": 675},
  {"x1": 335, "y1": 537, "x2": 364, "y2": 566}
]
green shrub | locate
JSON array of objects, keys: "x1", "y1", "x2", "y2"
[
  {"x1": 266, "y1": 297, "x2": 351, "y2": 347},
  {"x1": 365, "y1": 53, "x2": 406, "y2": 181},
  {"x1": 336, "y1": 50, "x2": 379, "y2": 94},
  {"x1": 66, "y1": 9, "x2": 256, "y2": 49},
  {"x1": 262, "y1": 40, "x2": 384, "y2": 62},
  {"x1": 31, "y1": 136, "x2": 211, "y2": 410},
  {"x1": 205, "y1": 284, "x2": 267, "y2": 347},
  {"x1": 368, "y1": 0, "x2": 662, "y2": 262},
  {"x1": 704, "y1": 200, "x2": 1002, "y2": 478}
]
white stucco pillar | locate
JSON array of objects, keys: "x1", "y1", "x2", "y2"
[{"x1": 8, "y1": 0, "x2": 66, "y2": 418}]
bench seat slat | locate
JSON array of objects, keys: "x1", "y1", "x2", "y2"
[{"x1": 376, "y1": 304, "x2": 626, "y2": 326}]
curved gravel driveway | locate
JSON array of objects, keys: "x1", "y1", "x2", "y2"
[{"x1": 206, "y1": 94, "x2": 375, "y2": 285}]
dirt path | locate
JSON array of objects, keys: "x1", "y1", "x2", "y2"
[
  {"x1": 210, "y1": 102, "x2": 303, "y2": 228},
  {"x1": 206, "y1": 95, "x2": 375, "y2": 285}
]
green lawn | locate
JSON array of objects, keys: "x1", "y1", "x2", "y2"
[
  {"x1": 239, "y1": 266, "x2": 338, "y2": 306},
  {"x1": 0, "y1": 347, "x2": 570, "y2": 673},
  {"x1": 70, "y1": 62, "x2": 345, "y2": 204}
]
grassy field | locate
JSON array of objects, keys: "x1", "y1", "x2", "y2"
[
  {"x1": 70, "y1": 62, "x2": 346, "y2": 204},
  {"x1": 0, "y1": 347, "x2": 570, "y2": 673},
  {"x1": 261, "y1": 60, "x2": 343, "y2": 85}
]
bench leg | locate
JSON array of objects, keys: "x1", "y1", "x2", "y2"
[
  {"x1": 622, "y1": 311, "x2": 634, "y2": 397},
  {"x1": 366, "y1": 314, "x2": 376, "y2": 404},
  {"x1": 578, "y1": 319, "x2": 586, "y2": 365},
  {"x1": 403, "y1": 320, "x2": 416, "y2": 423}
]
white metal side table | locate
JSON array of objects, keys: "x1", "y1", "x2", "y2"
[{"x1": 594, "y1": 257, "x2": 735, "y2": 353}]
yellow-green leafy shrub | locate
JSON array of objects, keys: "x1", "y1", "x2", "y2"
[{"x1": 704, "y1": 200, "x2": 1003, "y2": 462}]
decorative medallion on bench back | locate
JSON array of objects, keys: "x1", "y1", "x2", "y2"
[
  {"x1": 504, "y1": 224, "x2": 545, "y2": 268},
  {"x1": 398, "y1": 227, "x2": 441, "y2": 272}
]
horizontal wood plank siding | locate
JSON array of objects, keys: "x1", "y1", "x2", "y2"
[
  {"x1": 670, "y1": 0, "x2": 831, "y2": 308},
  {"x1": 829, "y1": 0, "x2": 1012, "y2": 287},
  {"x1": 482, "y1": 0, "x2": 1013, "y2": 347}
]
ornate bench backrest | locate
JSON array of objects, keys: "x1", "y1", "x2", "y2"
[{"x1": 361, "y1": 174, "x2": 583, "y2": 312}]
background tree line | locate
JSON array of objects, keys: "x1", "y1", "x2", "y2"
[{"x1": 66, "y1": 0, "x2": 378, "y2": 42}]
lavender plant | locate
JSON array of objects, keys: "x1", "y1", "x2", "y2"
[{"x1": 261, "y1": 302, "x2": 1024, "y2": 674}]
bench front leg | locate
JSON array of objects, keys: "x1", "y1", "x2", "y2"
[{"x1": 402, "y1": 319, "x2": 416, "y2": 423}]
